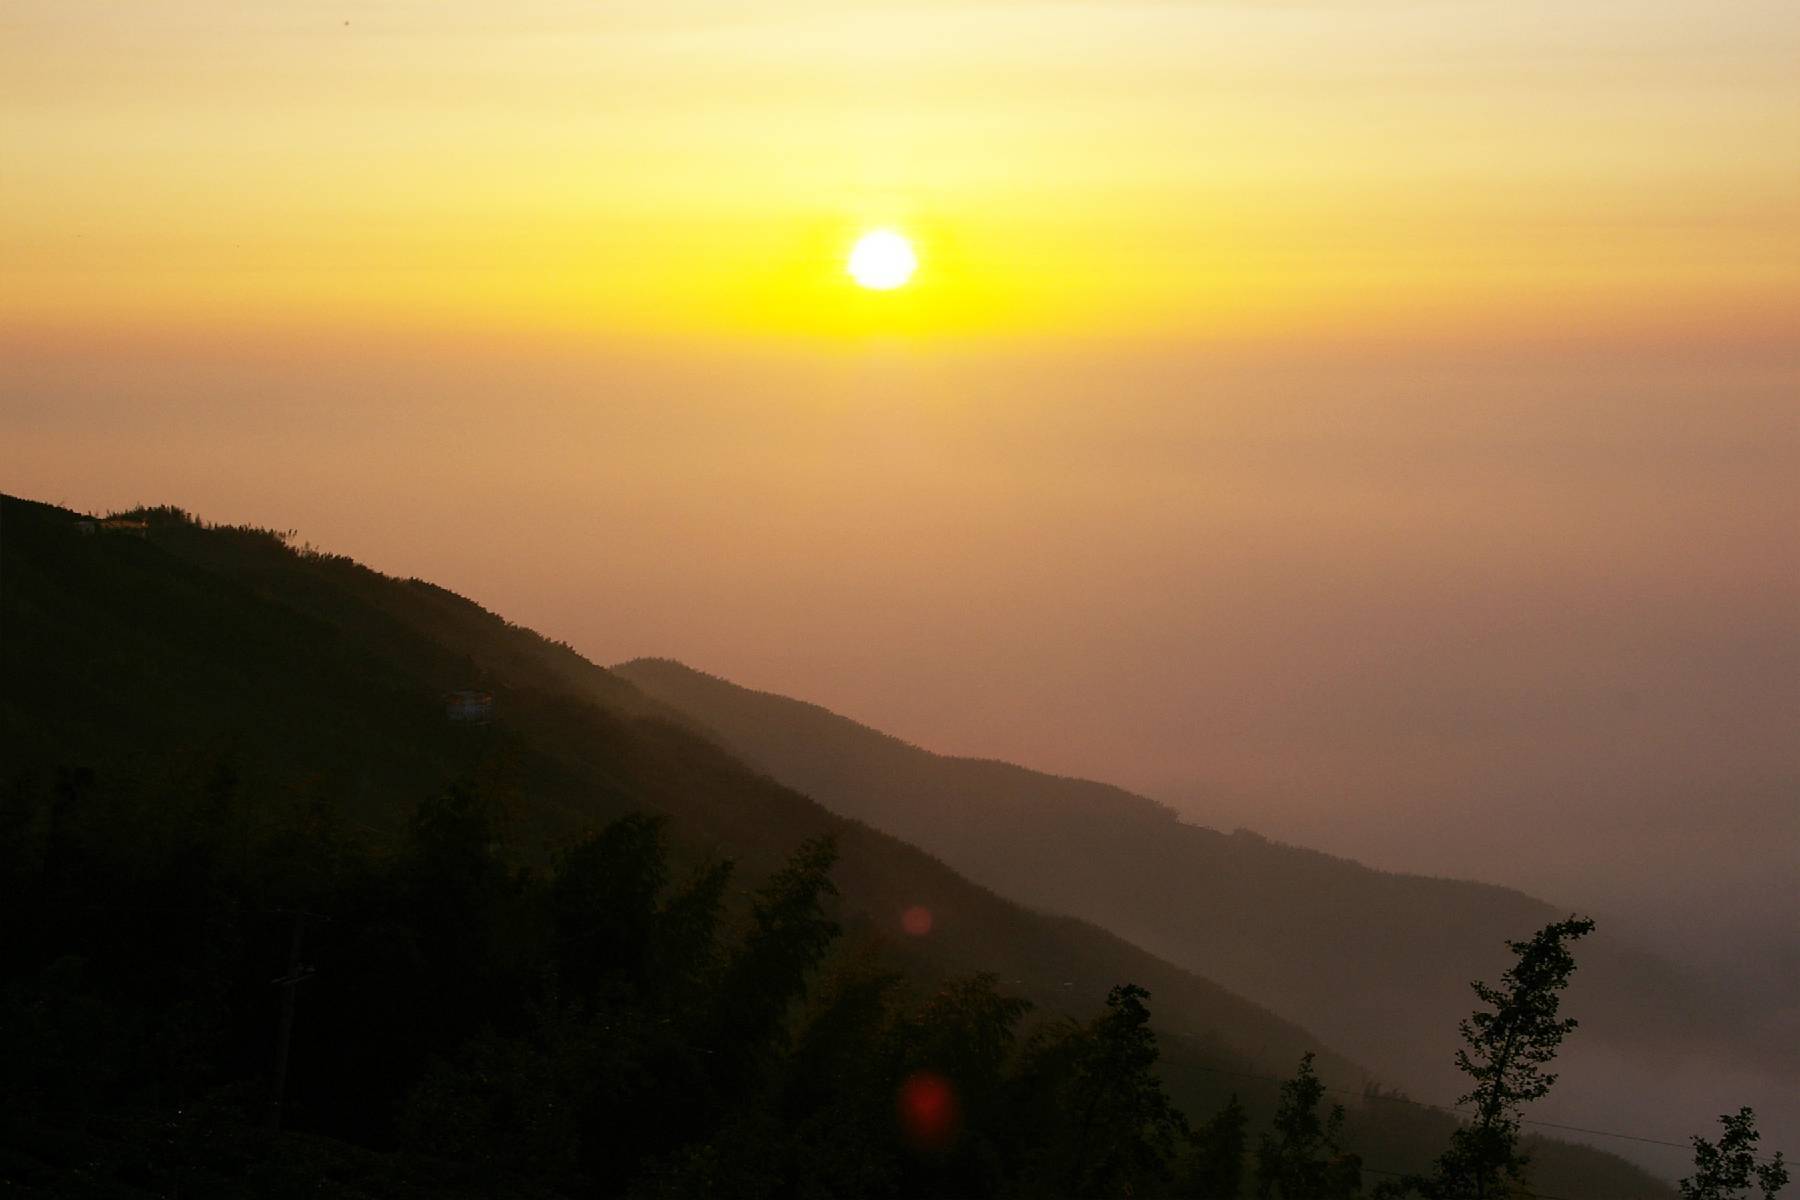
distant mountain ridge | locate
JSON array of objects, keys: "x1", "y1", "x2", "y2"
[
  {"x1": 611, "y1": 656, "x2": 1787, "y2": 1149},
  {"x1": 0, "y1": 496, "x2": 1339, "y2": 1101},
  {"x1": 0, "y1": 494, "x2": 1683, "y2": 1195}
]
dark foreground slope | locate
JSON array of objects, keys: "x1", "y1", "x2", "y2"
[
  {"x1": 0, "y1": 499, "x2": 1321, "y2": 1064},
  {"x1": 610, "y1": 659, "x2": 1779, "y2": 1133},
  {"x1": 0, "y1": 496, "x2": 1671, "y2": 1197}
]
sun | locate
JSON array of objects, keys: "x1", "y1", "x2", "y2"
[{"x1": 847, "y1": 229, "x2": 918, "y2": 291}]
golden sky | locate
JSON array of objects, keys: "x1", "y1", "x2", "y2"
[
  {"x1": 5, "y1": 2, "x2": 1798, "y2": 1152},
  {"x1": 6, "y1": 0, "x2": 1798, "y2": 344},
  {"x1": 2, "y1": 0, "x2": 1796, "y2": 964}
]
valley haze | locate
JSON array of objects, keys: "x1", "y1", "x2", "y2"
[{"x1": 4, "y1": 0, "x2": 1796, "y2": 1193}]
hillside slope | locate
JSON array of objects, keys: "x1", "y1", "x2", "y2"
[
  {"x1": 0, "y1": 498, "x2": 1331, "y2": 1102},
  {"x1": 0, "y1": 494, "x2": 1675, "y2": 1196},
  {"x1": 611, "y1": 658, "x2": 1783, "y2": 1141}
]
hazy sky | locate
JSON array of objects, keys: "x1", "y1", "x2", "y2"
[
  {"x1": 5, "y1": 2, "x2": 1797, "y2": 960},
  {"x1": 8, "y1": 0, "x2": 1799, "y2": 342}
]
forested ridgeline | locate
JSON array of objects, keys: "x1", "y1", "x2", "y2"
[
  {"x1": 0, "y1": 496, "x2": 1684, "y2": 1196},
  {"x1": 0, "y1": 770, "x2": 1687, "y2": 1199},
  {"x1": 0, "y1": 761, "x2": 1207, "y2": 1197},
  {"x1": 608, "y1": 658, "x2": 1776, "y2": 1104}
]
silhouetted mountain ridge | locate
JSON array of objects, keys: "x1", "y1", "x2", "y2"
[
  {"x1": 0, "y1": 495, "x2": 1678, "y2": 1196},
  {"x1": 611, "y1": 656, "x2": 1785, "y2": 1147}
]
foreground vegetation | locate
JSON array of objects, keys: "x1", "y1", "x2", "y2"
[
  {"x1": 1, "y1": 769, "x2": 1218, "y2": 1197},
  {"x1": 2, "y1": 769, "x2": 1781, "y2": 1197},
  {"x1": 0, "y1": 495, "x2": 1735, "y2": 1196}
]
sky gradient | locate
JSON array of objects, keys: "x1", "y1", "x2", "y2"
[
  {"x1": 5, "y1": 0, "x2": 1797, "y2": 991},
  {"x1": 7, "y1": 0, "x2": 1799, "y2": 344}
]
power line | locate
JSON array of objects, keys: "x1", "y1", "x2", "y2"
[
  {"x1": 1164, "y1": 1036, "x2": 1690, "y2": 1151},
  {"x1": 1358, "y1": 1162, "x2": 1586, "y2": 1200},
  {"x1": 1161, "y1": 1049, "x2": 1682, "y2": 1199},
  {"x1": 1512, "y1": 1118, "x2": 1689, "y2": 1151}
]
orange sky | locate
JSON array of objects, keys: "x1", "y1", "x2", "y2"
[
  {"x1": 6, "y1": 0, "x2": 1799, "y2": 343},
  {"x1": 4, "y1": 1, "x2": 1797, "y2": 965}
]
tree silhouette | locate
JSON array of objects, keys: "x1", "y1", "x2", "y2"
[
  {"x1": 1256, "y1": 1053, "x2": 1360, "y2": 1199},
  {"x1": 1681, "y1": 1107, "x2": 1789, "y2": 1200},
  {"x1": 709, "y1": 835, "x2": 842, "y2": 1097},
  {"x1": 1063, "y1": 983, "x2": 1188, "y2": 1197},
  {"x1": 1186, "y1": 1094, "x2": 1249, "y2": 1199},
  {"x1": 1389, "y1": 915, "x2": 1595, "y2": 1200}
]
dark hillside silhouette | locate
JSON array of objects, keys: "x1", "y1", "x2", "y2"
[
  {"x1": 0, "y1": 494, "x2": 1675, "y2": 1196},
  {"x1": 0, "y1": 497, "x2": 1333, "y2": 1075},
  {"x1": 611, "y1": 657, "x2": 1780, "y2": 1123}
]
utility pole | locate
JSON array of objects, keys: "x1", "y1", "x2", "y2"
[{"x1": 266, "y1": 909, "x2": 321, "y2": 1131}]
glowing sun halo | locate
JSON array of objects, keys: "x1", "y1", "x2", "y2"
[{"x1": 848, "y1": 229, "x2": 917, "y2": 290}]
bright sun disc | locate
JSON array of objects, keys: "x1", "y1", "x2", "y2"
[{"x1": 848, "y1": 230, "x2": 917, "y2": 290}]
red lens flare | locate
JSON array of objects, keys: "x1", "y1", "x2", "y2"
[
  {"x1": 901, "y1": 905, "x2": 933, "y2": 936},
  {"x1": 896, "y1": 1070, "x2": 960, "y2": 1151}
]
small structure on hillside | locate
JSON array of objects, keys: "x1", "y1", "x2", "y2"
[{"x1": 446, "y1": 690, "x2": 494, "y2": 724}]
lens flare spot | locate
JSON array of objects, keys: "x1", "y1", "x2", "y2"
[
  {"x1": 897, "y1": 1070, "x2": 960, "y2": 1150},
  {"x1": 901, "y1": 905, "x2": 934, "y2": 936}
]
